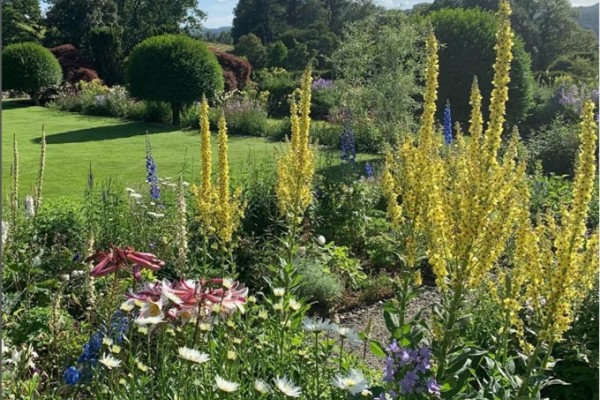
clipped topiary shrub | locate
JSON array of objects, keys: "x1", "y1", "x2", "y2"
[
  {"x1": 3, "y1": 42, "x2": 63, "y2": 105},
  {"x1": 127, "y1": 34, "x2": 224, "y2": 125}
]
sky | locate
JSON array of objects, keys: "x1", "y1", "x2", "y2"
[{"x1": 202, "y1": 0, "x2": 599, "y2": 28}]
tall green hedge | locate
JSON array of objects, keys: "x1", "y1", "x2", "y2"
[
  {"x1": 126, "y1": 34, "x2": 224, "y2": 125},
  {"x1": 429, "y1": 8, "x2": 535, "y2": 127},
  {"x1": 3, "y1": 42, "x2": 63, "y2": 105}
]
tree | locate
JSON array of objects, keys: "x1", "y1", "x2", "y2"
[
  {"x1": 44, "y1": 0, "x2": 118, "y2": 48},
  {"x1": 429, "y1": 8, "x2": 534, "y2": 126},
  {"x1": 2, "y1": 0, "x2": 44, "y2": 45},
  {"x1": 231, "y1": 0, "x2": 287, "y2": 43},
  {"x1": 127, "y1": 35, "x2": 223, "y2": 125},
  {"x1": 429, "y1": 0, "x2": 598, "y2": 71},
  {"x1": 88, "y1": 26, "x2": 124, "y2": 85},
  {"x1": 234, "y1": 33, "x2": 268, "y2": 69},
  {"x1": 267, "y1": 41, "x2": 288, "y2": 67},
  {"x1": 331, "y1": 10, "x2": 426, "y2": 151},
  {"x1": 3, "y1": 43, "x2": 63, "y2": 105}
]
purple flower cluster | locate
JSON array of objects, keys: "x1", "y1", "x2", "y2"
[
  {"x1": 311, "y1": 78, "x2": 334, "y2": 91},
  {"x1": 443, "y1": 101, "x2": 452, "y2": 145},
  {"x1": 378, "y1": 340, "x2": 441, "y2": 398},
  {"x1": 556, "y1": 82, "x2": 599, "y2": 114},
  {"x1": 63, "y1": 311, "x2": 129, "y2": 386},
  {"x1": 365, "y1": 162, "x2": 375, "y2": 179},
  {"x1": 145, "y1": 137, "x2": 160, "y2": 200}
]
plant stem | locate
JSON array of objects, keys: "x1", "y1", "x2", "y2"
[{"x1": 436, "y1": 278, "x2": 464, "y2": 380}]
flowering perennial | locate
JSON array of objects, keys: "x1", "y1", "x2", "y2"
[
  {"x1": 276, "y1": 67, "x2": 316, "y2": 220},
  {"x1": 145, "y1": 137, "x2": 160, "y2": 200},
  {"x1": 443, "y1": 100, "x2": 452, "y2": 145},
  {"x1": 86, "y1": 245, "x2": 165, "y2": 280}
]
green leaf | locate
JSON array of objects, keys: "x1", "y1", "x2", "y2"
[{"x1": 369, "y1": 340, "x2": 387, "y2": 358}]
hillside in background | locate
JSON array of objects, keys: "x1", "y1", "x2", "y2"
[{"x1": 574, "y1": 3, "x2": 599, "y2": 36}]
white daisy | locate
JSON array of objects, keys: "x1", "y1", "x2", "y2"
[
  {"x1": 332, "y1": 325, "x2": 362, "y2": 344},
  {"x1": 288, "y1": 298, "x2": 301, "y2": 311},
  {"x1": 178, "y1": 347, "x2": 210, "y2": 364},
  {"x1": 134, "y1": 315, "x2": 164, "y2": 326},
  {"x1": 333, "y1": 369, "x2": 368, "y2": 395},
  {"x1": 254, "y1": 379, "x2": 271, "y2": 394},
  {"x1": 215, "y1": 375, "x2": 239, "y2": 392},
  {"x1": 99, "y1": 353, "x2": 121, "y2": 369},
  {"x1": 273, "y1": 287, "x2": 285, "y2": 297},
  {"x1": 302, "y1": 317, "x2": 331, "y2": 333},
  {"x1": 275, "y1": 376, "x2": 302, "y2": 398}
]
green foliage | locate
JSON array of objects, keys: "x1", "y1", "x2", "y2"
[
  {"x1": 88, "y1": 26, "x2": 124, "y2": 85},
  {"x1": 320, "y1": 242, "x2": 367, "y2": 289},
  {"x1": 234, "y1": 33, "x2": 267, "y2": 69},
  {"x1": 2, "y1": 42, "x2": 63, "y2": 105},
  {"x1": 267, "y1": 40, "x2": 288, "y2": 67},
  {"x1": 10, "y1": 306, "x2": 75, "y2": 347},
  {"x1": 127, "y1": 34, "x2": 223, "y2": 125},
  {"x1": 2, "y1": 0, "x2": 44, "y2": 45},
  {"x1": 331, "y1": 11, "x2": 425, "y2": 151},
  {"x1": 256, "y1": 68, "x2": 298, "y2": 117},
  {"x1": 527, "y1": 117, "x2": 581, "y2": 176},
  {"x1": 297, "y1": 257, "x2": 344, "y2": 306},
  {"x1": 428, "y1": 7, "x2": 534, "y2": 126}
]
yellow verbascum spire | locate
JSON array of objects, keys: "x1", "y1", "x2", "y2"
[
  {"x1": 192, "y1": 97, "x2": 215, "y2": 231},
  {"x1": 276, "y1": 67, "x2": 315, "y2": 222},
  {"x1": 419, "y1": 30, "x2": 440, "y2": 150},
  {"x1": 483, "y1": 0, "x2": 513, "y2": 166},
  {"x1": 215, "y1": 113, "x2": 243, "y2": 244}
]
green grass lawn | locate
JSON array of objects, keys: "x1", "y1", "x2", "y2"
[{"x1": 2, "y1": 101, "x2": 377, "y2": 201}]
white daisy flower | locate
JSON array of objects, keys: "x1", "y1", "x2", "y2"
[
  {"x1": 215, "y1": 375, "x2": 239, "y2": 392},
  {"x1": 332, "y1": 325, "x2": 362, "y2": 344},
  {"x1": 273, "y1": 287, "x2": 285, "y2": 297},
  {"x1": 317, "y1": 235, "x2": 326, "y2": 246},
  {"x1": 275, "y1": 376, "x2": 302, "y2": 398},
  {"x1": 254, "y1": 379, "x2": 271, "y2": 394},
  {"x1": 288, "y1": 298, "x2": 301, "y2": 311},
  {"x1": 178, "y1": 347, "x2": 210, "y2": 364},
  {"x1": 102, "y1": 337, "x2": 113, "y2": 347},
  {"x1": 99, "y1": 353, "x2": 121, "y2": 369},
  {"x1": 333, "y1": 369, "x2": 368, "y2": 395},
  {"x1": 302, "y1": 317, "x2": 332, "y2": 333},
  {"x1": 134, "y1": 315, "x2": 164, "y2": 326},
  {"x1": 129, "y1": 193, "x2": 142, "y2": 200}
]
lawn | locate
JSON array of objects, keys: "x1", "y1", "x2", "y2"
[{"x1": 2, "y1": 101, "x2": 375, "y2": 201}]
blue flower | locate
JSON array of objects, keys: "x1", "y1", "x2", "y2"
[
  {"x1": 443, "y1": 100, "x2": 452, "y2": 145},
  {"x1": 109, "y1": 310, "x2": 129, "y2": 343},
  {"x1": 426, "y1": 377, "x2": 441, "y2": 395},
  {"x1": 145, "y1": 137, "x2": 160, "y2": 200},
  {"x1": 386, "y1": 339, "x2": 400, "y2": 353},
  {"x1": 365, "y1": 162, "x2": 374, "y2": 179},
  {"x1": 63, "y1": 366, "x2": 81, "y2": 385},
  {"x1": 399, "y1": 370, "x2": 419, "y2": 394},
  {"x1": 383, "y1": 356, "x2": 395, "y2": 382}
]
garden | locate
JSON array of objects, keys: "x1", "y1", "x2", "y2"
[{"x1": 2, "y1": 0, "x2": 599, "y2": 399}]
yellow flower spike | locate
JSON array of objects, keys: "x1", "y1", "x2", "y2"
[
  {"x1": 192, "y1": 97, "x2": 216, "y2": 231},
  {"x1": 418, "y1": 31, "x2": 440, "y2": 150},
  {"x1": 276, "y1": 67, "x2": 316, "y2": 222},
  {"x1": 483, "y1": 0, "x2": 513, "y2": 167}
]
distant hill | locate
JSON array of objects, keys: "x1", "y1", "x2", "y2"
[
  {"x1": 574, "y1": 3, "x2": 599, "y2": 37},
  {"x1": 204, "y1": 26, "x2": 231, "y2": 35}
]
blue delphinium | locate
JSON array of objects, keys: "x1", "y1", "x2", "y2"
[
  {"x1": 63, "y1": 366, "x2": 81, "y2": 386},
  {"x1": 108, "y1": 310, "x2": 129, "y2": 344},
  {"x1": 365, "y1": 162, "x2": 375, "y2": 179},
  {"x1": 378, "y1": 341, "x2": 441, "y2": 398},
  {"x1": 145, "y1": 136, "x2": 160, "y2": 200},
  {"x1": 443, "y1": 100, "x2": 452, "y2": 145},
  {"x1": 340, "y1": 113, "x2": 356, "y2": 164}
]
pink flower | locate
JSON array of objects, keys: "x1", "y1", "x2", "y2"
[{"x1": 87, "y1": 245, "x2": 164, "y2": 280}]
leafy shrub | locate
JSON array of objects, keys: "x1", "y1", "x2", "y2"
[
  {"x1": 256, "y1": 68, "x2": 297, "y2": 117},
  {"x1": 10, "y1": 306, "x2": 75, "y2": 348},
  {"x1": 49, "y1": 44, "x2": 95, "y2": 85},
  {"x1": 210, "y1": 48, "x2": 252, "y2": 91},
  {"x1": 127, "y1": 34, "x2": 224, "y2": 125},
  {"x1": 297, "y1": 258, "x2": 343, "y2": 306},
  {"x1": 233, "y1": 33, "x2": 267, "y2": 69},
  {"x1": 70, "y1": 67, "x2": 99, "y2": 83},
  {"x1": 219, "y1": 93, "x2": 269, "y2": 136},
  {"x1": 428, "y1": 7, "x2": 535, "y2": 126},
  {"x1": 88, "y1": 26, "x2": 124, "y2": 85},
  {"x1": 311, "y1": 80, "x2": 336, "y2": 120},
  {"x1": 3, "y1": 42, "x2": 63, "y2": 105},
  {"x1": 36, "y1": 200, "x2": 85, "y2": 250},
  {"x1": 527, "y1": 117, "x2": 581, "y2": 176}
]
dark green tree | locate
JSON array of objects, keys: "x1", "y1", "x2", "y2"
[
  {"x1": 231, "y1": 0, "x2": 287, "y2": 43},
  {"x1": 429, "y1": 7, "x2": 534, "y2": 126},
  {"x1": 3, "y1": 43, "x2": 63, "y2": 105},
  {"x1": 88, "y1": 26, "x2": 124, "y2": 85},
  {"x1": 2, "y1": 0, "x2": 44, "y2": 45},
  {"x1": 127, "y1": 35, "x2": 223, "y2": 125},
  {"x1": 267, "y1": 41, "x2": 288, "y2": 67},
  {"x1": 234, "y1": 33, "x2": 268, "y2": 69},
  {"x1": 429, "y1": 0, "x2": 598, "y2": 71}
]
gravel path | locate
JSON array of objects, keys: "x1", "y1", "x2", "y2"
[{"x1": 332, "y1": 286, "x2": 441, "y2": 370}]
